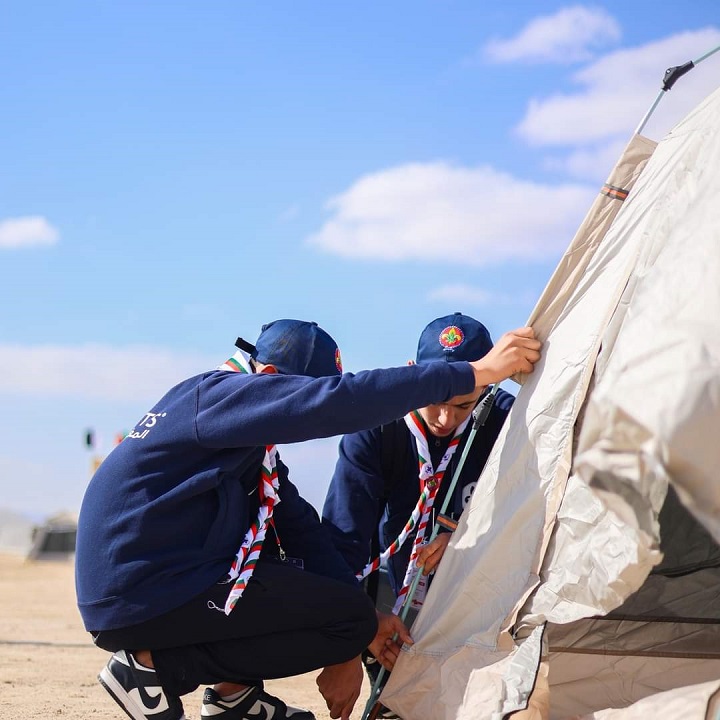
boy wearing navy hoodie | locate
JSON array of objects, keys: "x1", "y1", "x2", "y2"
[{"x1": 75, "y1": 318, "x2": 540, "y2": 720}]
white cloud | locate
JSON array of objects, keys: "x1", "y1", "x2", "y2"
[
  {"x1": 0, "y1": 216, "x2": 59, "y2": 249},
  {"x1": 427, "y1": 284, "x2": 536, "y2": 308},
  {"x1": 428, "y1": 284, "x2": 494, "y2": 305},
  {"x1": 516, "y1": 28, "x2": 720, "y2": 147},
  {"x1": 543, "y1": 139, "x2": 628, "y2": 181},
  {"x1": 484, "y1": 5, "x2": 621, "y2": 65},
  {"x1": 306, "y1": 162, "x2": 594, "y2": 266},
  {"x1": 0, "y1": 344, "x2": 216, "y2": 402},
  {"x1": 307, "y1": 30, "x2": 720, "y2": 268}
]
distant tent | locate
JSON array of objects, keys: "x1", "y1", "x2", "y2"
[
  {"x1": 27, "y1": 511, "x2": 78, "y2": 561},
  {"x1": 381, "y1": 66, "x2": 720, "y2": 719}
]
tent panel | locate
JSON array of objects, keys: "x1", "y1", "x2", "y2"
[
  {"x1": 521, "y1": 91, "x2": 720, "y2": 625},
  {"x1": 385, "y1": 83, "x2": 720, "y2": 720},
  {"x1": 384, "y1": 134, "x2": 657, "y2": 719},
  {"x1": 549, "y1": 657, "x2": 720, "y2": 719},
  {"x1": 549, "y1": 616, "x2": 720, "y2": 658},
  {"x1": 573, "y1": 83, "x2": 720, "y2": 550}
]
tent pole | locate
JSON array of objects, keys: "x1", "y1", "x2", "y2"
[
  {"x1": 634, "y1": 91, "x2": 665, "y2": 136},
  {"x1": 635, "y1": 42, "x2": 720, "y2": 135},
  {"x1": 361, "y1": 386, "x2": 500, "y2": 720},
  {"x1": 694, "y1": 43, "x2": 720, "y2": 65}
]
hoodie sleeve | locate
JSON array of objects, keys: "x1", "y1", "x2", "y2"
[{"x1": 195, "y1": 362, "x2": 475, "y2": 448}]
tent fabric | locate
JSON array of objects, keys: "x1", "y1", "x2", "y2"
[
  {"x1": 540, "y1": 84, "x2": 720, "y2": 717},
  {"x1": 574, "y1": 680, "x2": 720, "y2": 720},
  {"x1": 382, "y1": 84, "x2": 720, "y2": 720},
  {"x1": 545, "y1": 486, "x2": 720, "y2": 717},
  {"x1": 381, "y1": 133, "x2": 657, "y2": 720},
  {"x1": 549, "y1": 652, "x2": 720, "y2": 719}
]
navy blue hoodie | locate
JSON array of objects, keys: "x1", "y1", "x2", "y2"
[
  {"x1": 322, "y1": 389, "x2": 514, "y2": 594},
  {"x1": 75, "y1": 361, "x2": 475, "y2": 631}
]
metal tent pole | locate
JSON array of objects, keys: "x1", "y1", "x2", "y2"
[{"x1": 635, "y1": 43, "x2": 720, "y2": 135}]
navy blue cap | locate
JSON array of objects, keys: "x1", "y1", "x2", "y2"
[
  {"x1": 416, "y1": 312, "x2": 493, "y2": 364},
  {"x1": 236, "y1": 319, "x2": 343, "y2": 378}
]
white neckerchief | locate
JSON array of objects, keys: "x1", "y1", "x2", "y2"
[
  {"x1": 391, "y1": 411, "x2": 471, "y2": 614},
  {"x1": 213, "y1": 348, "x2": 280, "y2": 615}
]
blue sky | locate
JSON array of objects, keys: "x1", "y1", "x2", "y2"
[{"x1": 2, "y1": 2, "x2": 719, "y2": 520}]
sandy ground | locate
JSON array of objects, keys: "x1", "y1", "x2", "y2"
[{"x1": 0, "y1": 552, "x2": 372, "y2": 720}]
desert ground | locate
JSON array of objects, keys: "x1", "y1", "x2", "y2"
[{"x1": 0, "y1": 552, "x2": 372, "y2": 720}]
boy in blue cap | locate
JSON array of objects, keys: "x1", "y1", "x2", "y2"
[
  {"x1": 76, "y1": 318, "x2": 540, "y2": 720},
  {"x1": 322, "y1": 313, "x2": 517, "y2": 713}
]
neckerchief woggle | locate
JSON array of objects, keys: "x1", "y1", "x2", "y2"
[
  {"x1": 215, "y1": 350, "x2": 281, "y2": 615},
  {"x1": 355, "y1": 409, "x2": 471, "y2": 614}
]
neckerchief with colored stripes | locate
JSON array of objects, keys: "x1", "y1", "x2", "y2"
[
  {"x1": 215, "y1": 350, "x2": 281, "y2": 615},
  {"x1": 354, "y1": 411, "x2": 469, "y2": 598},
  {"x1": 390, "y1": 410, "x2": 471, "y2": 614},
  {"x1": 218, "y1": 349, "x2": 252, "y2": 374}
]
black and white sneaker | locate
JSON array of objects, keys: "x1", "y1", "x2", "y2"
[
  {"x1": 98, "y1": 649, "x2": 186, "y2": 720},
  {"x1": 201, "y1": 687, "x2": 315, "y2": 719}
]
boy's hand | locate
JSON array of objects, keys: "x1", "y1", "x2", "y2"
[{"x1": 367, "y1": 611, "x2": 413, "y2": 670}]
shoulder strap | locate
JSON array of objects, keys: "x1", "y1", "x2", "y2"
[
  {"x1": 380, "y1": 419, "x2": 400, "y2": 500},
  {"x1": 366, "y1": 419, "x2": 406, "y2": 606}
]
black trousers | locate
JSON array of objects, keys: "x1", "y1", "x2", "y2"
[{"x1": 92, "y1": 560, "x2": 378, "y2": 696}]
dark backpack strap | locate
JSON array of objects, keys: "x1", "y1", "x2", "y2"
[
  {"x1": 381, "y1": 419, "x2": 401, "y2": 500},
  {"x1": 365, "y1": 419, "x2": 404, "y2": 606}
]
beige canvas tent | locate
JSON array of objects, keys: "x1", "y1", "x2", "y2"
[{"x1": 380, "y1": 64, "x2": 720, "y2": 720}]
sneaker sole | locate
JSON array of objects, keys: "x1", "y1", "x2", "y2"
[{"x1": 98, "y1": 667, "x2": 187, "y2": 720}]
